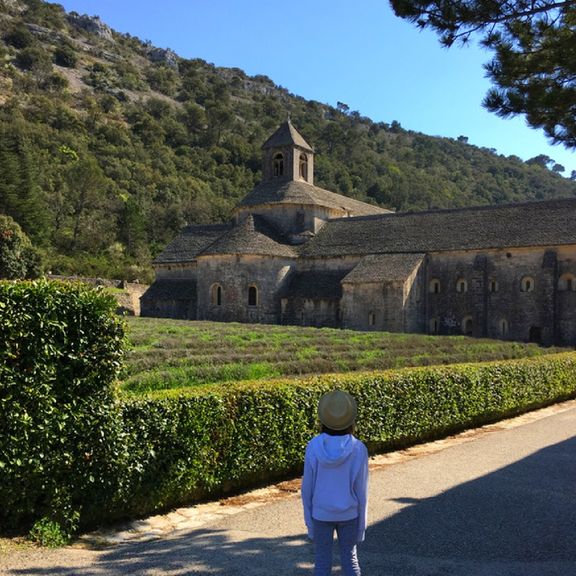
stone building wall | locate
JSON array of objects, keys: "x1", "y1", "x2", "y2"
[
  {"x1": 425, "y1": 247, "x2": 573, "y2": 345},
  {"x1": 197, "y1": 254, "x2": 294, "y2": 324},
  {"x1": 235, "y1": 203, "x2": 341, "y2": 238},
  {"x1": 154, "y1": 262, "x2": 198, "y2": 280}
]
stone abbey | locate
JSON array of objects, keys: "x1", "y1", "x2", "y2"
[{"x1": 141, "y1": 121, "x2": 576, "y2": 346}]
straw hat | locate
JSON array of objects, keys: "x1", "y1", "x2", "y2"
[{"x1": 318, "y1": 390, "x2": 357, "y2": 431}]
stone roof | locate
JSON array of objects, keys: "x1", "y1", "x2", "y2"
[
  {"x1": 261, "y1": 120, "x2": 313, "y2": 152},
  {"x1": 153, "y1": 224, "x2": 232, "y2": 264},
  {"x1": 343, "y1": 253, "x2": 425, "y2": 284},
  {"x1": 281, "y1": 270, "x2": 348, "y2": 300},
  {"x1": 238, "y1": 179, "x2": 390, "y2": 216},
  {"x1": 301, "y1": 198, "x2": 576, "y2": 258},
  {"x1": 140, "y1": 279, "x2": 197, "y2": 301},
  {"x1": 199, "y1": 214, "x2": 298, "y2": 258}
]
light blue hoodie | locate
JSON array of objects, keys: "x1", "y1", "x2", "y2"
[{"x1": 301, "y1": 433, "x2": 369, "y2": 542}]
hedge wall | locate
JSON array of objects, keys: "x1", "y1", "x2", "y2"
[
  {"x1": 0, "y1": 280, "x2": 127, "y2": 535},
  {"x1": 113, "y1": 353, "x2": 576, "y2": 523},
  {"x1": 2, "y1": 280, "x2": 576, "y2": 534}
]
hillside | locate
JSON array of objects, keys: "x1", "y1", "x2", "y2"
[{"x1": 1, "y1": 0, "x2": 575, "y2": 281}]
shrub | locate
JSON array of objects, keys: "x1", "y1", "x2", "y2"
[
  {"x1": 53, "y1": 44, "x2": 77, "y2": 68},
  {"x1": 0, "y1": 215, "x2": 42, "y2": 280},
  {"x1": 115, "y1": 353, "x2": 576, "y2": 520},
  {"x1": 0, "y1": 280, "x2": 127, "y2": 535}
]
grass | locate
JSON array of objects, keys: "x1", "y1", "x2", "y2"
[{"x1": 119, "y1": 317, "x2": 568, "y2": 394}]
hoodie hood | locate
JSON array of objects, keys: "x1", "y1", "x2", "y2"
[{"x1": 311, "y1": 433, "x2": 356, "y2": 467}]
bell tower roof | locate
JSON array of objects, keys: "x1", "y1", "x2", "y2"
[{"x1": 261, "y1": 120, "x2": 313, "y2": 152}]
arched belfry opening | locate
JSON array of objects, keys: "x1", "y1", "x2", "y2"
[
  {"x1": 273, "y1": 153, "x2": 284, "y2": 177},
  {"x1": 299, "y1": 153, "x2": 308, "y2": 180}
]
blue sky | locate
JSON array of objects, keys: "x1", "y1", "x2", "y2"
[{"x1": 56, "y1": 0, "x2": 575, "y2": 176}]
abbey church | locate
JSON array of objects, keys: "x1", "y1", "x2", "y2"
[{"x1": 141, "y1": 121, "x2": 576, "y2": 346}]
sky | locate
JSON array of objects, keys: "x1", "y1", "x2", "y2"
[{"x1": 56, "y1": 0, "x2": 575, "y2": 176}]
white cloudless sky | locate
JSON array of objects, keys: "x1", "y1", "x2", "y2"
[{"x1": 55, "y1": 0, "x2": 575, "y2": 176}]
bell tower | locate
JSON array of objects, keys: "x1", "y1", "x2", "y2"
[{"x1": 261, "y1": 120, "x2": 314, "y2": 185}]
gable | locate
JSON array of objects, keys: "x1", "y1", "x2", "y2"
[{"x1": 343, "y1": 253, "x2": 425, "y2": 284}]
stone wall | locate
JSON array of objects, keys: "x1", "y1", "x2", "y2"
[
  {"x1": 196, "y1": 254, "x2": 294, "y2": 324},
  {"x1": 47, "y1": 275, "x2": 149, "y2": 316},
  {"x1": 425, "y1": 246, "x2": 576, "y2": 345}
]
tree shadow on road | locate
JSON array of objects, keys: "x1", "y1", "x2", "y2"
[
  {"x1": 8, "y1": 437, "x2": 576, "y2": 575},
  {"x1": 8, "y1": 529, "x2": 313, "y2": 576},
  {"x1": 362, "y1": 436, "x2": 576, "y2": 575}
]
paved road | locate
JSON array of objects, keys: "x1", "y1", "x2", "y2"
[{"x1": 2, "y1": 401, "x2": 576, "y2": 575}]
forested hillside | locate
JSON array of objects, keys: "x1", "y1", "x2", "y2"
[{"x1": 1, "y1": 0, "x2": 575, "y2": 281}]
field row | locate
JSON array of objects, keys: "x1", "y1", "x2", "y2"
[{"x1": 121, "y1": 317, "x2": 564, "y2": 393}]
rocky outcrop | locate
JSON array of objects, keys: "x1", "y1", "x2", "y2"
[{"x1": 67, "y1": 13, "x2": 113, "y2": 40}]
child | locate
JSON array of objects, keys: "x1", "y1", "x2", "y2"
[{"x1": 301, "y1": 390, "x2": 369, "y2": 576}]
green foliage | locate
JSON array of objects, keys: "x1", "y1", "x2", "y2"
[
  {"x1": 2, "y1": 284, "x2": 575, "y2": 532},
  {"x1": 390, "y1": 0, "x2": 576, "y2": 148},
  {"x1": 115, "y1": 352, "x2": 576, "y2": 520},
  {"x1": 0, "y1": 280, "x2": 127, "y2": 533},
  {"x1": 0, "y1": 1, "x2": 573, "y2": 280},
  {"x1": 53, "y1": 44, "x2": 77, "y2": 68},
  {"x1": 28, "y1": 517, "x2": 70, "y2": 547},
  {"x1": 0, "y1": 215, "x2": 41, "y2": 279}
]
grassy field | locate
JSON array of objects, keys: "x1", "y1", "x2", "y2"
[{"x1": 120, "y1": 317, "x2": 566, "y2": 393}]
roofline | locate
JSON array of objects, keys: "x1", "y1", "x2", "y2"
[{"x1": 324, "y1": 196, "x2": 576, "y2": 224}]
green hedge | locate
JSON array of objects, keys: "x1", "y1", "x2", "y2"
[
  {"x1": 0, "y1": 280, "x2": 126, "y2": 535},
  {"x1": 113, "y1": 353, "x2": 576, "y2": 522},
  {"x1": 2, "y1": 280, "x2": 576, "y2": 534}
]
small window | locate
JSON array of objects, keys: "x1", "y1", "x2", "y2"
[
  {"x1": 499, "y1": 318, "x2": 509, "y2": 337},
  {"x1": 368, "y1": 311, "x2": 376, "y2": 326},
  {"x1": 299, "y1": 153, "x2": 308, "y2": 180},
  {"x1": 520, "y1": 276, "x2": 535, "y2": 293},
  {"x1": 273, "y1": 153, "x2": 284, "y2": 177},
  {"x1": 210, "y1": 283, "x2": 222, "y2": 306},
  {"x1": 296, "y1": 211, "x2": 305, "y2": 231},
  {"x1": 456, "y1": 278, "x2": 468, "y2": 293},
  {"x1": 429, "y1": 318, "x2": 439, "y2": 334},
  {"x1": 462, "y1": 315, "x2": 473, "y2": 336},
  {"x1": 429, "y1": 279, "x2": 441, "y2": 294},
  {"x1": 248, "y1": 285, "x2": 258, "y2": 307},
  {"x1": 489, "y1": 278, "x2": 499, "y2": 293},
  {"x1": 558, "y1": 273, "x2": 576, "y2": 292}
]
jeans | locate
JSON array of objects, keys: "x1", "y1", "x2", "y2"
[{"x1": 312, "y1": 517, "x2": 361, "y2": 576}]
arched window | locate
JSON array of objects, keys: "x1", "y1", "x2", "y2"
[
  {"x1": 488, "y1": 278, "x2": 499, "y2": 293},
  {"x1": 520, "y1": 276, "x2": 535, "y2": 293},
  {"x1": 210, "y1": 283, "x2": 222, "y2": 306},
  {"x1": 462, "y1": 315, "x2": 473, "y2": 336},
  {"x1": 273, "y1": 153, "x2": 284, "y2": 177},
  {"x1": 429, "y1": 318, "x2": 439, "y2": 334},
  {"x1": 558, "y1": 273, "x2": 576, "y2": 291},
  {"x1": 248, "y1": 285, "x2": 258, "y2": 307},
  {"x1": 299, "y1": 153, "x2": 308, "y2": 180},
  {"x1": 429, "y1": 279, "x2": 441, "y2": 294},
  {"x1": 456, "y1": 278, "x2": 468, "y2": 293},
  {"x1": 499, "y1": 318, "x2": 509, "y2": 337}
]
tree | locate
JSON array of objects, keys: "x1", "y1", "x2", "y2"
[
  {"x1": 0, "y1": 214, "x2": 41, "y2": 279},
  {"x1": 389, "y1": 0, "x2": 576, "y2": 148}
]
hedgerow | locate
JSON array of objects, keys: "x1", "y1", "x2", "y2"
[
  {"x1": 2, "y1": 282, "x2": 576, "y2": 535},
  {"x1": 0, "y1": 280, "x2": 127, "y2": 537},
  {"x1": 114, "y1": 353, "x2": 576, "y2": 521}
]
